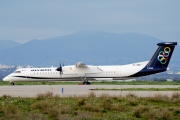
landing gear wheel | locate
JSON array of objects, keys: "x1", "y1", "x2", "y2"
[
  {"x1": 10, "y1": 82, "x2": 14, "y2": 86},
  {"x1": 83, "y1": 81, "x2": 91, "y2": 85}
]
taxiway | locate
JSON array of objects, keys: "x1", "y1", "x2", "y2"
[{"x1": 0, "y1": 85, "x2": 179, "y2": 97}]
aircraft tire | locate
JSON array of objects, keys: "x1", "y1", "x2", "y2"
[
  {"x1": 10, "y1": 82, "x2": 14, "y2": 86},
  {"x1": 83, "y1": 82, "x2": 91, "y2": 85}
]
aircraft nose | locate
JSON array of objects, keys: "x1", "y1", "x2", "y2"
[{"x1": 3, "y1": 76, "x2": 9, "y2": 81}]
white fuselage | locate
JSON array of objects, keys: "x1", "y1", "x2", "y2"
[
  {"x1": 3, "y1": 61, "x2": 148, "y2": 82},
  {"x1": 3, "y1": 42, "x2": 177, "y2": 83}
]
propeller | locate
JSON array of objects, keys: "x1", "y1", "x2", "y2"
[{"x1": 56, "y1": 62, "x2": 63, "y2": 75}]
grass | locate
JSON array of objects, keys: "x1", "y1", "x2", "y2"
[
  {"x1": 0, "y1": 81, "x2": 180, "y2": 85},
  {"x1": 0, "y1": 92, "x2": 179, "y2": 120}
]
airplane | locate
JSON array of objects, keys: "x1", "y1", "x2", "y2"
[{"x1": 3, "y1": 42, "x2": 177, "y2": 85}]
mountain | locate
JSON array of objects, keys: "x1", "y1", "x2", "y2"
[
  {"x1": 0, "y1": 40, "x2": 21, "y2": 51},
  {"x1": 0, "y1": 31, "x2": 179, "y2": 72}
]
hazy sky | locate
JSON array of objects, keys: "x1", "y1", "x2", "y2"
[{"x1": 0, "y1": 0, "x2": 179, "y2": 43}]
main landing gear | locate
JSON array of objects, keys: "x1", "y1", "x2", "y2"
[{"x1": 81, "y1": 77, "x2": 91, "y2": 85}]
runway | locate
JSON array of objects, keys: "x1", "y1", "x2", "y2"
[{"x1": 0, "y1": 85, "x2": 179, "y2": 98}]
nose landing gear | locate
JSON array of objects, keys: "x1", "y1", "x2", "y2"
[
  {"x1": 81, "y1": 77, "x2": 91, "y2": 85},
  {"x1": 10, "y1": 82, "x2": 15, "y2": 86}
]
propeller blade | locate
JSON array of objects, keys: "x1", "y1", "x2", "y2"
[{"x1": 56, "y1": 62, "x2": 63, "y2": 76}]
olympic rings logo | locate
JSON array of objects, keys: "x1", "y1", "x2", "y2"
[{"x1": 157, "y1": 47, "x2": 171, "y2": 64}]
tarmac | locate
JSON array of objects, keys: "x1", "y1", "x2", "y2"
[{"x1": 0, "y1": 85, "x2": 179, "y2": 98}]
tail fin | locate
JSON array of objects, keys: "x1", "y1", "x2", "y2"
[
  {"x1": 147, "y1": 42, "x2": 177, "y2": 69},
  {"x1": 130, "y1": 42, "x2": 177, "y2": 77}
]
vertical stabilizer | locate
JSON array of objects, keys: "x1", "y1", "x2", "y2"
[
  {"x1": 147, "y1": 42, "x2": 177, "y2": 69},
  {"x1": 130, "y1": 42, "x2": 177, "y2": 77}
]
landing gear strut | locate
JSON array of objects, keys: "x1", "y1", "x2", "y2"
[{"x1": 81, "y1": 77, "x2": 91, "y2": 85}]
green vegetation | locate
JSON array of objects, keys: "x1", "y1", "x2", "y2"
[
  {"x1": 92, "y1": 87, "x2": 180, "y2": 91},
  {"x1": 0, "y1": 92, "x2": 180, "y2": 120},
  {"x1": 0, "y1": 81, "x2": 180, "y2": 85}
]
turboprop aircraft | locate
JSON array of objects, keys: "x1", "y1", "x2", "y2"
[{"x1": 3, "y1": 42, "x2": 177, "y2": 85}]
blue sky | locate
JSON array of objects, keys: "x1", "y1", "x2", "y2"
[{"x1": 0, "y1": 0, "x2": 179, "y2": 43}]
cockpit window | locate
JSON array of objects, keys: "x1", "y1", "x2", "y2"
[{"x1": 13, "y1": 71, "x2": 21, "y2": 73}]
